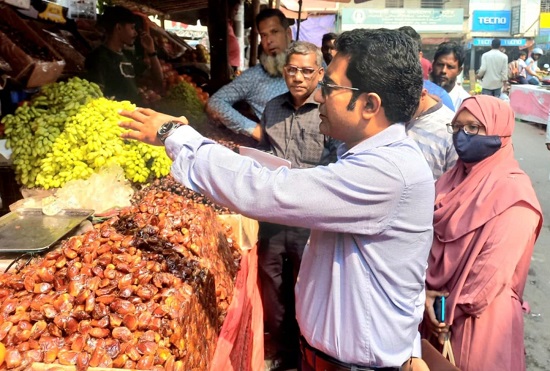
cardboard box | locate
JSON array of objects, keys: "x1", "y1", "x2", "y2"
[
  {"x1": 0, "y1": 139, "x2": 12, "y2": 166},
  {"x1": 217, "y1": 214, "x2": 258, "y2": 250},
  {"x1": 0, "y1": 3, "x2": 65, "y2": 88}
]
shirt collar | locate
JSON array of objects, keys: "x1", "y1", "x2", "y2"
[
  {"x1": 339, "y1": 123, "x2": 408, "y2": 158},
  {"x1": 281, "y1": 91, "x2": 319, "y2": 109}
]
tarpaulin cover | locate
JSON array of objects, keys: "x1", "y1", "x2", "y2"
[{"x1": 509, "y1": 84, "x2": 550, "y2": 126}]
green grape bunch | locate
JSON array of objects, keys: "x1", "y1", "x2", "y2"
[
  {"x1": 156, "y1": 80, "x2": 206, "y2": 124},
  {"x1": 36, "y1": 97, "x2": 172, "y2": 189},
  {"x1": 1, "y1": 77, "x2": 103, "y2": 187}
]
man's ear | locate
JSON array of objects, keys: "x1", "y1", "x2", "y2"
[
  {"x1": 362, "y1": 93, "x2": 382, "y2": 119},
  {"x1": 286, "y1": 27, "x2": 293, "y2": 41},
  {"x1": 458, "y1": 65, "x2": 463, "y2": 75}
]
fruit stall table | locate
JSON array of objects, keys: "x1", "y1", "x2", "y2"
[
  {"x1": 0, "y1": 246, "x2": 264, "y2": 371},
  {"x1": 0, "y1": 207, "x2": 264, "y2": 371},
  {"x1": 509, "y1": 84, "x2": 550, "y2": 126}
]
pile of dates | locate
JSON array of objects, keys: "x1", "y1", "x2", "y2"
[
  {"x1": 134, "y1": 175, "x2": 234, "y2": 215},
  {"x1": 0, "y1": 187, "x2": 242, "y2": 370}
]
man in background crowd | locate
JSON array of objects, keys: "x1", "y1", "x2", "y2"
[
  {"x1": 206, "y1": 8, "x2": 291, "y2": 141},
  {"x1": 398, "y1": 26, "x2": 455, "y2": 112},
  {"x1": 406, "y1": 86, "x2": 457, "y2": 180},
  {"x1": 398, "y1": 26, "x2": 431, "y2": 80},
  {"x1": 85, "y1": 5, "x2": 163, "y2": 104},
  {"x1": 477, "y1": 38, "x2": 508, "y2": 97},
  {"x1": 321, "y1": 32, "x2": 337, "y2": 65},
  {"x1": 431, "y1": 42, "x2": 470, "y2": 111},
  {"x1": 257, "y1": 41, "x2": 339, "y2": 370},
  {"x1": 525, "y1": 48, "x2": 544, "y2": 85}
]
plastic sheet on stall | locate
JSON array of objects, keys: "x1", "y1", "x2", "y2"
[
  {"x1": 0, "y1": 3, "x2": 65, "y2": 87},
  {"x1": 210, "y1": 245, "x2": 264, "y2": 371},
  {"x1": 27, "y1": 20, "x2": 86, "y2": 74}
]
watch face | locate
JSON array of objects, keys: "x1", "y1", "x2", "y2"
[{"x1": 158, "y1": 121, "x2": 175, "y2": 136}]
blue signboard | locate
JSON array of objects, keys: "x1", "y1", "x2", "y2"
[
  {"x1": 472, "y1": 10, "x2": 511, "y2": 32},
  {"x1": 473, "y1": 38, "x2": 526, "y2": 47}
]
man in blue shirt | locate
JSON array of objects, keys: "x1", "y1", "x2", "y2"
[
  {"x1": 257, "y1": 41, "x2": 339, "y2": 369},
  {"x1": 120, "y1": 28, "x2": 433, "y2": 371},
  {"x1": 206, "y1": 8, "x2": 291, "y2": 141}
]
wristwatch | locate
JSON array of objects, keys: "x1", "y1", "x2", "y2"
[{"x1": 157, "y1": 120, "x2": 185, "y2": 144}]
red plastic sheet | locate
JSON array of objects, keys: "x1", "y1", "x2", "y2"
[{"x1": 211, "y1": 245, "x2": 264, "y2": 371}]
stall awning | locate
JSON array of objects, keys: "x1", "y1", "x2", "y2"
[{"x1": 111, "y1": 0, "x2": 209, "y2": 22}]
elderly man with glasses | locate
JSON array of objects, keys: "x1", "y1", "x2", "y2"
[
  {"x1": 256, "y1": 40, "x2": 340, "y2": 370},
  {"x1": 119, "y1": 28, "x2": 433, "y2": 371}
]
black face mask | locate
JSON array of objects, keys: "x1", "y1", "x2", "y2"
[{"x1": 453, "y1": 130, "x2": 502, "y2": 163}]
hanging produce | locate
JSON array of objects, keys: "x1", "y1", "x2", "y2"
[{"x1": 1, "y1": 77, "x2": 172, "y2": 189}]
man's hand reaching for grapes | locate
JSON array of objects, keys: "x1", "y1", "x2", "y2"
[{"x1": 118, "y1": 108, "x2": 188, "y2": 146}]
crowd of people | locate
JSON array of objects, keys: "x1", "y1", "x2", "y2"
[{"x1": 112, "y1": 9, "x2": 543, "y2": 371}]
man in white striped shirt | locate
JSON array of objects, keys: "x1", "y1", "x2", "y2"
[{"x1": 406, "y1": 88, "x2": 458, "y2": 179}]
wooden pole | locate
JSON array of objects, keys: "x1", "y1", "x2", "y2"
[
  {"x1": 208, "y1": 0, "x2": 230, "y2": 91},
  {"x1": 249, "y1": 0, "x2": 260, "y2": 67}
]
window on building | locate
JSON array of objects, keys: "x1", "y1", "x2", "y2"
[
  {"x1": 421, "y1": 0, "x2": 445, "y2": 8},
  {"x1": 542, "y1": 0, "x2": 550, "y2": 12},
  {"x1": 385, "y1": 0, "x2": 404, "y2": 7}
]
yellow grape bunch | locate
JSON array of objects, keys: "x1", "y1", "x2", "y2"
[
  {"x1": 35, "y1": 97, "x2": 172, "y2": 189},
  {"x1": 2, "y1": 77, "x2": 103, "y2": 187}
]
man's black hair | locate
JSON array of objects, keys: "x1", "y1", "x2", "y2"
[
  {"x1": 335, "y1": 28, "x2": 423, "y2": 123},
  {"x1": 98, "y1": 6, "x2": 137, "y2": 34},
  {"x1": 433, "y1": 42, "x2": 465, "y2": 68},
  {"x1": 491, "y1": 39, "x2": 501, "y2": 49},
  {"x1": 518, "y1": 50, "x2": 527, "y2": 57},
  {"x1": 398, "y1": 26, "x2": 422, "y2": 53},
  {"x1": 255, "y1": 8, "x2": 289, "y2": 30},
  {"x1": 322, "y1": 32, "x2": 338, "y2": 43}
]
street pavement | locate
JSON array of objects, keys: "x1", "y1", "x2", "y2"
[{"x1": 513, "y1": 120, "x2": 550, "y2": 371}]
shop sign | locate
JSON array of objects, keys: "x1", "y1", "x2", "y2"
[
  {"x1": 340, "y1": 8, "x2": 464, "y2": 33},
  {"x1": 541, "y1": 13, "x2": 550, "y2": 29},
  {"x1": 472, "y1": 10, "x2": 511, "y2": 32},
  {"x1": 473, "y1": 38, "x2": 526, "y2": 47}
]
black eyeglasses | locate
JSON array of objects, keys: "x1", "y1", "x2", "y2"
[
  {"x1": 318, "y1": 80, "x2": 359, "y2": 97},
  {"x1": 284, "y1": 65, "x2": 320, "y2": 79},
  {"x1": 446, "y1": 122, "x2": 482, "y2": 135}
]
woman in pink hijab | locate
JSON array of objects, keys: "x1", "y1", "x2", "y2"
[{"x1": 421, "y1": 95, "x2": 543, "y2": 370}]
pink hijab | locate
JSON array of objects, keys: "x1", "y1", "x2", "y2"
[{"x1": 427, "y1": 95, "x2": 543, "y2": 323}]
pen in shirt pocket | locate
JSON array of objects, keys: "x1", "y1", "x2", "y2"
[{"x1": 301, "y1": 128, "x2": 305, "y2": 140}]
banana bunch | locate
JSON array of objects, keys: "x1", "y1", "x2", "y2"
[
  {"x1": 2, "y1": 77, "x2": 103, "y2": 187},
  {"x1": 35, "y1": 97, "x2": 172, "y2": 189}
]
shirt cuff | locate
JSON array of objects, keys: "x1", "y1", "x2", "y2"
[
  {"x1": 164, "y1": 125, "x2": 210, "y2": 161},
  {"x1": 411, "y1": 331, "x2": 422, "y2": 358},
  {"x1": 239, "y1": 119, "x2": 259, "y2": 136}
]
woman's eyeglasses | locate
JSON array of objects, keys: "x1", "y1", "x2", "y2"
[
  {"x1": 446, "y1": 123, "x2": 482, "y2": 135},
  {"x1": 284, "y1": 65, "x2": 320, "y2": 79},
  {"x1": 317, "y1": 80, "x2": 359, "y2": 97}
]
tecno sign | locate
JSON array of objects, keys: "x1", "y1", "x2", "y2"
[
  {"x1": 472, "y1": 10, "x2": 511, "y2": 32},
  {"x1": 479, "y1": 17, "x2": 508, "y2": 25}
]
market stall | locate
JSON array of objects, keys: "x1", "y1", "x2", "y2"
[
  {"x1": 509, "y1": 84, "x2": 550, "y2": 126},
  {"x1": 0, "y1": 1, "x2": 268, "y2": 369},
  {"x1": 0, "y1": 177, "x2": 263, "y2": 371}
]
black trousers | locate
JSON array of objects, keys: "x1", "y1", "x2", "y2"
[{"x1": 258, "y1": 222, "x2": 310, "y2": 361}]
